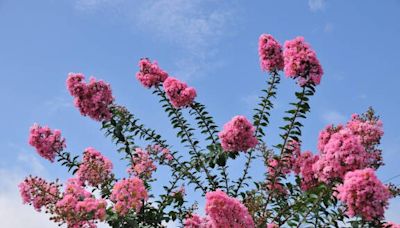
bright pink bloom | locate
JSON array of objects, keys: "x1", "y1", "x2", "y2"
[
  {"x1": 184, "y1": 214, "x2": 212, "y2": 228},
  {"x1": 163, "y1": 77, "x2": 197, "y2": 108},
  {"x1": 283, "y1": 37, "x2": 323, "y2": 86},
  {"x1": 110, "y1": 177, "x2": 148, "y2": 215},
  {"x1": 128, "y1": 147, "x2": 157, "y2": 178},
  {"x1": 18, "y1": 176, "x2": 60, "y2": 211},
  {"x1": 76, "y1": 147, "x2": 113, "y2": 187},
  {"x1": 67, "y1": 73, "x2": 114, "y2": 121},
  {"x1": 293, "y1": 151, "x2": 319, "y2": 191},
  {"x1": 258, "y1": 34, "x2": 284, "y2": 72},
  {"x1": 347, "y1": 113, "x2": 383, "y2": 147},
  {"x1": 54, "y1": 178, "x2": 107, "y2": 227},
  {"x1": 219, "y1": 116, "x2": 258, "y2": 152},
  {"x1": 317, "y1": 124, "x2": 343, "y2": 153},
  {"x1": 266, "y1": 224, "x2": 279, "y2": 228},
  {"x1": 336, "y1": 168, "x2": 390, "y2": 221},
  {"x1": 28, "y1": 123, "x2": 66, "y2": 162},
  {"x1": 313, "y1": 128, "x2": 369, "y2": 183},
  {"x1": 136, "y1": 58, "x2": 169, "y2": 88},
  {"x1": 205, "y1": 190, "x2": 254, "y2": 227}
]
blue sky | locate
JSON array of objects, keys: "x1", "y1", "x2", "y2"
[{"x1": 0, "y1": 0, "x2": 399, "y2": 226}]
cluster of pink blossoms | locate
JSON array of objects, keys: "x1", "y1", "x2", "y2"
[
  {"x1": 76, "y1": 147, "x2": 113, "y2": 187},
  {"x1": 54, "y1": 178, "x2": 107, "y2": 227},
  {"x1": 110, "y1": 177, "x2": 148, "y2": 215},
  {"x1": 152, "y1": 144, "x2": 174, "y2": 161},
  {"x1": 266, "y1": 224, "x2": 279, "y2": 228},
  {"x1": 258, "y1": 34, "x2": 284, "y2": 72},
  {"x1": 19, "y1": 176, "x2": 60, "y2": 211},
  {"x1": 128, "y1": 147, "x2": 157, "y2": 178},
  {"x1": 185, "y1": 190, "x2": 254, "y2": 228},
  {"x1": 313, "y1": 128, "x2": 369, "y2": 183},
  {"x1": 283, "y1": 36, "x2": 323, "y2": 86},
  {"x1": 66, "y1": 73, "x2": 114, "y2": 121},
  {"x1": 219, "y1": 115, "x2": 258, "y2": 152},
  {"x1": 28, "y1": 123, "x2": 66, "y2": 162},
  {"x1": 163, "y1": 77, "x2": 197, "y2": 108},
  {"x1": 385, "y1": 222, "x2": 400, "y2": 228},
  {"x1": 293, "y1": 151, "x2": 319, "y2": 191},
  {"x1": 184, "y1": 214, "x2": 211, "y2": 228},
  {"x1": 136, "y1": 58, "x2": 169, "y2": 88},
  {"x1": 336, "y1": 168, "x2": 390, "y2": 221},
  {"x1": 347, "y1": 113, "x2": 383, "y2": 146}
]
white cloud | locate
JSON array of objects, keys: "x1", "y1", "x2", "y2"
[
  {"x1": 74, "y1": 0, "x2": 235, "y2": 80},
  {"x1": 308, "y1": 0, "x2": 326, "y2": 12},
  {"x1": 322, "y1": 110, "x2": 346, "y2": 124}
]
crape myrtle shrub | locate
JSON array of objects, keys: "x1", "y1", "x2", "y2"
[{"x1": 19, "y1": 34, "x2": 400, "y2": 228}]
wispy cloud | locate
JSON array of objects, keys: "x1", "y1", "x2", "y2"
[
  {"x1": 321, "y1": 110, "x2": 346, "y2": 124},
  {"x1": 308, "y1": 0, "x2": 326, "y2": 12},
  {"x1": 74, "y1": 0, "x2": 235, "y2": 80}
]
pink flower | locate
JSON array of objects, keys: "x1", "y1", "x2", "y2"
[
  {"x1": 28, "y1": 123, "x2": 66, "y2": 162},
  {"x1": 184, "y1": 214, "x2": 212, "y2": 228},
  {"x1": 163, "y1": 77, "x2": 197, "y2": 108},
  {"x1": 347, "y1": 113, "x2": 383, "y2": 147},
  {"x1": 283, "y1": 37, "x2": 323, "y2": 86},
  {"x1": 293, "y1": 151, "x2": 319, "y2": 191},
  {"x1": 205, "y1": 190, "x2": 255, "y2": 227},
  {"x1": 258, "y1": 34, "x2": 284, "y2": 72},
  {"x1": 317, "y1": 124, "x2": 343, "y2": 153},
  {"x1": 127, "y1": 147, "x2": 157, "y2": 178},
  {"x1": 110, "y1": 177, "x2": 148, "y2": 215},
  {"x1": 219, "y1": 116, "x2": 258, "y2": 152},
  {"x1": 336, "y1": 168, "x2": 390, "y2": 221},
  {"x1": 76, "y1": 147, "x2": 113, "y2": 187},
  {"x1": 313, "y1": 128, "x2": 369, "y2": 183},
  {"x1": 18, "y1": 176, "x2": 60, "y2": 211},
  {"x1": 266, "y1": 224, "x2": 279, "y2": 228},
  {"x1": 54, "y1": 178, "x2": 107, "y2": 227},
  {"x1": 136, "y1": 58, "x2": 169, "y2": 88},
  {"x1": 67, "y1": 73, "x2": 114, "y2": 121}
]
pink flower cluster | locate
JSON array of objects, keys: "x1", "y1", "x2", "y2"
[
  {"x1": 152, "y1": 144, "x2": 174, "y2": 161},
  {"x1": 336, "y1": 168, "x2": 390, "y2": 221},
  {"x1": 19, "y1": 176, "x2": 60, "y2": 211},
  {"x1": 128, "y1": 147, "x2": 157, "y2": 178},
  {"x1": 293, "y1": 151, "x2": 319, "y2": 191},
  {"x1": 28, "y1": 123, "x2": 66, "y2": 162},
  {"x1": 136, "y1": 58, "x2": 169, "y2": 88},
  {"x1": 266, "y1": 224, "x2": 279, "y2": 228},
  {"x1": 186, "y1": 190, "x2": 254, "y2": 228},
  {"x1": 184, "y1": 214, "x2": 212, "y2": 228},
  {"x1": 76, "y1": 147, "x2": 113, "y2": 187},
  {"x1": 205, "y1": 190, "x2": 254, "y2": 227},
  {"x1": 385, "y1": 222, "x2": 400, "y2": 228},
  {"x1": 219, "y1": 115, "x2": 258, "y2": 152},
  {"x1": 283, "y1": 36, "x2": 323, "y2": 86},
  {"x1": 258, "y1": 34, "x2": 284, "y2": 72},
  {"x1": 110, "y1": 177, "x2": 148, "y2": 215},
  {"x1": 347, "y1": 113, "x2": 383, "y2": 146},
  {"x1": 163, "y1": 77, "x2": 197, "y2": 108},
  {"x1": 54, "y1": 178, "x2": 107, "y2": 227},
  {"x1": 66, "y1": 73, "x2": 114, "y2": 121},
  {"x1": 317, "y1": 124, "x2": 343, "y2": 153},
  {"x1": 313, "y1": 128, "x2": 368, "y2": 183}
]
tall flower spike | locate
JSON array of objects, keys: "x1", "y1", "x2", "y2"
[
  {"x1": 258, "y1": 34, "x2": 284, "y2": 72},
  {"x1": 163, "y1": 77, "x2": 197, "y2": 108},
  {"x1": 28, "y1": 123, "x2": 66, "y2": 162},
  {"x1": 136, "y1": 58, "x2": 169, "y2": 88},
  {"x1": 219, "y1": 115, "x2": 258, "y2": 152},
  {"x1": 283, "y1": 36, "x2": 323, "y2": 86}
]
